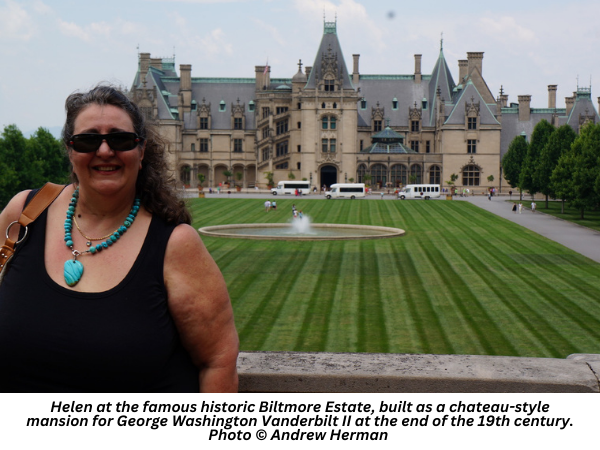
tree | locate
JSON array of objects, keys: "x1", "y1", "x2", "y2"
[
  {"x1": 264, "y1": 171, "x2": 274, "y2": 187},
  {"x1": 445, "y1": 173, "x2": 458, "y2": 193},
  {"x1": 520, "y1": 120, "x2": 555, "y2": 198},
  {"x1": 29, "y1": 127, "x2": 70, "y2": 184},
  {"x1": 0, "y1": 125, "x2": 70, "y2": 209},
  {"x1": 551, "y1": 122, "x2": 600, "y2": 219},
  {"x1": 502, "y1": 135, "x2": 528, "y2": 199},
  {"x1": 538, "y1": 124, "x2": 577, "y2": 208}
]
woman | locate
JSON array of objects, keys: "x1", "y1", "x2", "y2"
[{"x1": 0, "y1": 85, "x2": 239, "y2": 392}]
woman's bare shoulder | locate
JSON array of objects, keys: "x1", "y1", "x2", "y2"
[{"x1": 0, "y1": 190, "x2": 32, "y2": 239}]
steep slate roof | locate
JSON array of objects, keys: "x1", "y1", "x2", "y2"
[
  {"x1": 428, "y1": 48, "x2": 456, "y2": 126},
  {"x1": 190, "y1": 80, "x2": 256, "y2": 129},
  {"x1": 357, "y1": 77, "x2": 431, "y2": 128},
  {"x1": 566, "y1": 88, "x2": 600, "y2": 129},
  {"x1": 445, "y1": 80, "x2": 500, "y2": 126},
  {"x1": 305, "y1": 21, "x2": 354, "y2": 90}
]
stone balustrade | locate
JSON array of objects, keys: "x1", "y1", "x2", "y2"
[{"x1": 238, "y1": 351, "x2": 600, "y2": 393}]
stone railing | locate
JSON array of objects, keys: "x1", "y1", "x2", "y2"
[{"x1": 238, "y1": 351, "x2": 600, "y2": 393}]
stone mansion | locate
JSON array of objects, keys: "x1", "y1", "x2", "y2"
[{"x1": 130, "y1": 20, "x2": 600, "y2": 191}]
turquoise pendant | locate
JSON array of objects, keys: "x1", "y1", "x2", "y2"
[{"x1": 64, "y1": 259, "x2": 84, "y2": 287}]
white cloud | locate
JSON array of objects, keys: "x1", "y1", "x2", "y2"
[
  {"x1": 252, "y1": 19, "x2": 286, "y2": 46},
  {"x1": 478, "y1": 16, "x2": 538, "y2": 47},
  {"x1": 32, "y1": 0, "x2": 52, "y2": 14},
  {"x1": 0, "y1": 0, "x2": 36, "y2": 41},
  {"x1": 58, "y1": 20, "x2": 91, "y2": 42},
  {"x1": 143, "y1": 0, "x2": 248, "y2": 3},
  {"x1": 57, "y1": 17, "x2": 147, "y2": 46},
  {"x1": 197, "y1": 28, "x2": 233, "y2": 55}
]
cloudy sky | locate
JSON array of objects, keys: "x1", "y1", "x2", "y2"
[{"x1": 1, "y1": 0, "x2": 599, "y2": 136}]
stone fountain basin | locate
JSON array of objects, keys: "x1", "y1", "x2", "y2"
[{"x1": 198, "y1": 223, "x2": 405, "y2": 241}]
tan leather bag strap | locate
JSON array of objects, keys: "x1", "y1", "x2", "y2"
[
  {"x1": 19, "y1": 182, "x2": 66, "y2": 227},
  {"x1": 1, "y1": 183, "x2": 65, "y2": 273}
]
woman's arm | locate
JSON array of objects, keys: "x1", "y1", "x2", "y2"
[{"x1": 164, "y1": 223, "x2": 239, "y2": 392}]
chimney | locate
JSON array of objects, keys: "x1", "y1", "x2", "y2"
[
  {"x1": 180, "y1": 64, "x2": 192, "y2": 91},
  {"x1": 352, "y1": 54, "x2": 360, "y2": 86},
  {"x1": 178, "y1": 64, "x2": 192, "y2": 116},
  {"x1": 414, "y1": 54, "x2": 422, "y2": 84},
  {"x1": 548, "y1": 85, "x2": 557, "y2": 109},
  {"x1": 150, "y1": 57, "x2": 163, "y2": 70},
  {"x1": 518, "y1": 95, "x2": 531, "y2": 122},
  {"x1": 565, "y1": 96, "x2": 575, "y2": 115},
  {"x1": 255, "y1": 66, "x2": 266, "y2": 90},
  {"x1": 458, "y1": 60, "x2": 468, "y2": 82},
  {"x1": 139, "y1": 53, "x2": 150, "y2": 80},
  {"x1": 467, "y1": 52, "x2": 484, "y2": 75},
  {"x1": 305, "y1": 66, "x2": 312, "y2": 79}
]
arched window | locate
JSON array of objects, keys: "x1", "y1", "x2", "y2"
[
  {"x1": 391, "y1": 164, "x2": 408, "y2": 187},
  {"x1": 371, "y1": 164, "x2": 387, "y2": 186},
  {"x1": 357, "y1": 164, "x2": 367, "y2": 183},
  {"x1": 429, "y1": 165, "x2": 441, "y2": 184},
  {"x1": 462, "y1": 165, "x2": 480, "y2": 186},
  {"x1": 410, "y1": 164, "x2": 422, "y2": 184}
]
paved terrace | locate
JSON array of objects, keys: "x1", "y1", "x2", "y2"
[{"x1": 187, "y1": 189, "x2": 600, "y2": 391}]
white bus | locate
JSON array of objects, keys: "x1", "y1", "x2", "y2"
[
  {"x1": 271, "y1": 181, "x2": 311, "y2": 195},
  {"x1": 397, "y1": 184, "x2": 441, "y2": 200},
  {"x1": 325, "y1": 183, "x2": 366, "y2": 199}
]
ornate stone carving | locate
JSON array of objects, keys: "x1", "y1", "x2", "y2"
[
  {"x1": 199, "y1": 98, "x2": 211, "y2": 115},
  {"x1": 371, "y1": 102, "x2": 385, "y2": 120},
  {"x1": 409, "y1": 102, "x2": 422, "y2": 120},
  {"x1": 232, "y1": 98, "x2": 245, "y2": 116},
  {"x1": 465, "y1": 96, "x2": 480, "y2": 116}
]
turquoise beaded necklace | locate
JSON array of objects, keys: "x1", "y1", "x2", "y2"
[{"x1": 64, "y1": 188, "x2": 141, "y2": 287}]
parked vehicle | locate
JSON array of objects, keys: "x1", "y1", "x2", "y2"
[
  {"x1": 325, "y1": 183, "x2": 366, "y2": 199},
  {"x1": 271, "y1": 181, "x2": 311, "y2": 195},
  {"x1": 397, "y1": 184, "x2": 441, "y2": 200}
]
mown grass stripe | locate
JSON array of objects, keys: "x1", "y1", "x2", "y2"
[{"x1": 189, "y1": 198, "x2": 600, "y2": 357}]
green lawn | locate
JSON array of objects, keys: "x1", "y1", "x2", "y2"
[{"x1": 188, "y1": 197, "x2": 600, "y2": 359}]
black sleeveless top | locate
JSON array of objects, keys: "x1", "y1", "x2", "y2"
[{"x1": 0, "y1": 202, "x2": 199, "y2": 392}]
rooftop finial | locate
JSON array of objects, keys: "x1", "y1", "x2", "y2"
[{"x1": 440, "y1": 32, "x2": 444, "y2": 51}]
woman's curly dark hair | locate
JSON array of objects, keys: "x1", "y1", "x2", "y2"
[{"x1": 61, "y1": 84, "x2": 191, "y2": 225}]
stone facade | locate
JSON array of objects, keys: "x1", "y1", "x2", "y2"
[{"x1": 130, "y1": 21, "x2": 600, "y2": 192}]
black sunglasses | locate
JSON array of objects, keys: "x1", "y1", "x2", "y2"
[{"x1": 68, "y1": 132, "x2": 144, "y2": 153}]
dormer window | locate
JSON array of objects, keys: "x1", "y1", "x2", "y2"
[
  {"x1": 468, "y1": 117, "x2": 477, "y2": 130},
  {"x1": 324, "y1": 79, "x2": 335, "y2": 92},
  {"x1": 219, "y1": 101, "x2": 226, "y2": 112},
  {"x1": 411, "y1": 120, "x2": 420, "y2": 132},
  {"x1": 248, "y1": 101, "x2": 255, "y2": 112},
  {"x1": 392, "y1": 98, "x2": 398, "y2": 110},
  {"x1": 422, "y1": 99, "x2": 428, "y2": 110},
  {"x1": 360, "y1": 99, "x2": 367, "y2": 109}
]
